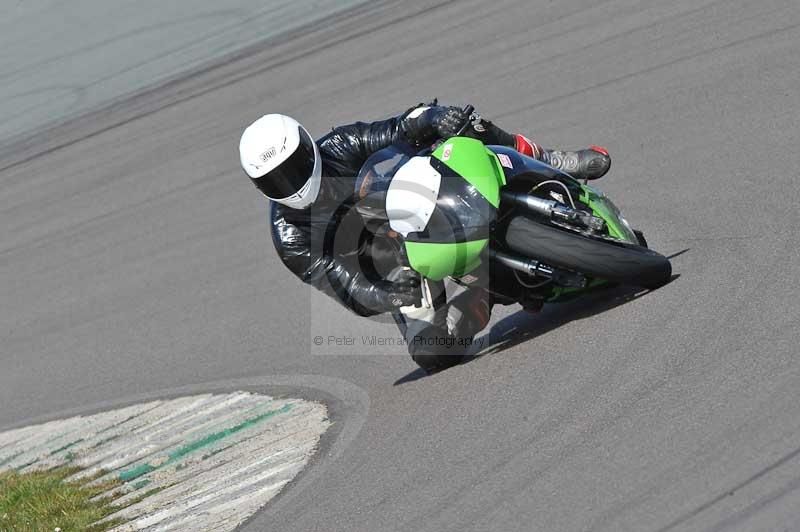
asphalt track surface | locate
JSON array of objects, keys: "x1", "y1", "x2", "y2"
[
  {"x1": 2, "y1": 0, "x2": 800, "y2": 530},
  {"x1": 0, "y1": 0, "x2": 365, "y2": 146}
]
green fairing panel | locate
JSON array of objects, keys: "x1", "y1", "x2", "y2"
[
  {"x1": 547, "y1": 278, "x2": 608, "y2": 302},
  {"x1": 544, "y1": 185, "x2": 638, "y2": 301},
  {"x1": 398, "y1": 137, "x2": 501, "y2": 280},
  {"x1": 405, "y1": 240, "x2": 488, "y2": 281},
  {"x1": 578, "y1": 184, "x2": 638, "y2": 243},
  {"x1": 432, "y1": 137, "x2": 506, "y2": 207}
]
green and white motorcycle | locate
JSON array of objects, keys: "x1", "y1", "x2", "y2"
[{"x1": 354, "y1": 127, "x2": 672, "y2": 326}]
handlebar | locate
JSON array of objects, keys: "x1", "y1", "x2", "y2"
[{"x1": 454, "y1": 105, "x2": 475, "y2": 136}]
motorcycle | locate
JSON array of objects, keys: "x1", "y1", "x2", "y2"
[{"x1": 353, "y1": 115, "x2": 672, "y2": 367}]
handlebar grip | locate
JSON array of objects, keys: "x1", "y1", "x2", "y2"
[{"x1": 455, "y1": 105, "x2": 476, "y2": 136}]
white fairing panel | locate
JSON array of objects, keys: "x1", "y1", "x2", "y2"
[{"x1": 386, "y1": 156, "x2": 441, "y2": 237}]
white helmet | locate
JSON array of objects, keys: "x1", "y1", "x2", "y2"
[{"x1": 239, "y1": 114, "x2": 322, "y2": 209}]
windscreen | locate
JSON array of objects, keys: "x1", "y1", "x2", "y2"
[{"x1": 354, "y1": 144, "x2": 415, "y2": 221}]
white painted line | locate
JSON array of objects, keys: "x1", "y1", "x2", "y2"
[{"x1": 0, "y1": 392, "x2": 330, "y2": 531}]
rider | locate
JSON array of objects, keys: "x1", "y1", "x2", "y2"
[{"x1": 238, "y1": 103, "x2": 611, "y2": 371}]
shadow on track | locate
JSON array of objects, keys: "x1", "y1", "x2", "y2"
[
  {"x1": 666, "y1": 248, "x2": 691, "y2": 260},
  {"x1": 394, "y1": 273, "x2": 681, "y2": 385},
  {"x1": 470, "y1": 280, "x2": 674, "y2": 361},
  {"x1": 393, "y1": 368, "x2": 429, "y2": 385}
]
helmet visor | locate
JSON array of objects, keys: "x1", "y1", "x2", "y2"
[{"x1": 253, "y1": 127, "x2": 316, "y2": 200}]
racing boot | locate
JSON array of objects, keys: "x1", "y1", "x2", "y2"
[
  {"x1": 545, "y1": 146, "x2": 611, "y2": 180},
  {"x1": 513, "y1": 135, "x2": 611, "y2": 181}
]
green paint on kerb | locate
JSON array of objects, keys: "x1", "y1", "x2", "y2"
[
  {"x1": 94, "y1": 403, "x2": 165, "y2": 436},
  {"x1": 406, "y1": 239, "x2": 488, "y2": 280},
  {"x1": 0, "y1": 450, "x2": 24, "y2": 467},
  {"x1": 119, "y1": 463, "x2": 155, "y2": 482},
  {"x1": 133, "y1": 479, "x2": 150, "y2": 490},
  {"x1": 1, "y1": 431, "x2": 75, "y2": 466},
  {"x1": 14, "y1": 458, "x2": 39, "y2": 471},
  {"x1": 432, "y1": 137, "x2": 504, "y2": 207},
  {"x1": 202, "y1": 447, "x2": 226, "y2": 460},
  {"x1": 50, "y1": 439, "x2": 84, "y2": 456},
  {"x1": 117, "y1": 403, "x2": 293, "y2": 482},
  {"x1": 166, "y1": 404, "x2": 292, "y2": 463},
  {"x1": 90, "y1": 434, "x2": 120, "y2": 450}
]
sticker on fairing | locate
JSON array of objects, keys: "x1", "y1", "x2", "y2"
[
  {"x1": 442, "y1": 144, "x2": 454, "y2": 161},
  {"x1": 498, "y1": 153, "x2": 513, "y2": 169}
]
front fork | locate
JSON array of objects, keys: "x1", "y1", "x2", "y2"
[
  {"x1": 489, "y1": 249, "x2": 586, "y2": 289},
  {"x1": 490, "y1": 190, "x2": 596, "y2": 290},
  {"x1": 500, "y1": 190, "x2": 606, "y2": 233}
]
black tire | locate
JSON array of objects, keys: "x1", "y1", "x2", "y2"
[
  {"x1": 408, "y1": 331, "x2": 471, "y2": 373},
  {"x1": 411, "y1": 352, "x2": 465, "y2": 373},
  {"x1": 504, "y1": 216, "x2": 671, "y2": 289}
]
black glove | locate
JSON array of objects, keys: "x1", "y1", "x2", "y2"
[
  {"x1": 376, "y1": 267, "x2": 422, "y2": 310},
  {"x1": 401, "y1": 105, "x2": 470, "y2": 144},
  {"x1": 427, "y1": 106, "x2": 470, "y2": 139}
]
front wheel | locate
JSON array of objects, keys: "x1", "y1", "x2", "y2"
[
  {"x1": 408, "y1": 332, "x2": 472, "y2": 373},
  {"x1": 411, "y1": 352, "x2": 465, "y2": 373},
  {"x1": 504, "y1": 216, "x2": 672, "y2": 289}
]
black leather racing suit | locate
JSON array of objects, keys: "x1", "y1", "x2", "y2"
[{"x1": 270, "y1": 105, "x2": 518, "y2": 356}]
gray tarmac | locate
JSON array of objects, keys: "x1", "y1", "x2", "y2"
[
  {"x1": 2, "y1": 0, "x2": 800, "y2": 530},
  {"x1": 0, "y1": 0, "x2": 365, "y2": 146}
]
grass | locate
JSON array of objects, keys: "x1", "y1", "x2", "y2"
[{"x1": 0, "y1": 467, "x2": 125, "y2": 532}]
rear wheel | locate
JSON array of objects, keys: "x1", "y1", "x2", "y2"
[{"x1": 504, "y1": 216, "x2": 671, "y2": 289}]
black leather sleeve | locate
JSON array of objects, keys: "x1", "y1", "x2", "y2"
[
  {"x1": 316, "y1": 104, "x2": 453, "y2": 176},
  {"x1": 316, "y1": 105, "x2": 519, "y2": 176},
  {"x1": 271, "y1": 200, "x2": 396, "y2": 317},
  {"x1": 317, "y1": 120, "x2": 402, "y2": 177}
]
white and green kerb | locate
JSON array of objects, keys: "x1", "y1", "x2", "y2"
[{"x1": 0, "y1": 392, "x2": 330, "y2": 531}]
